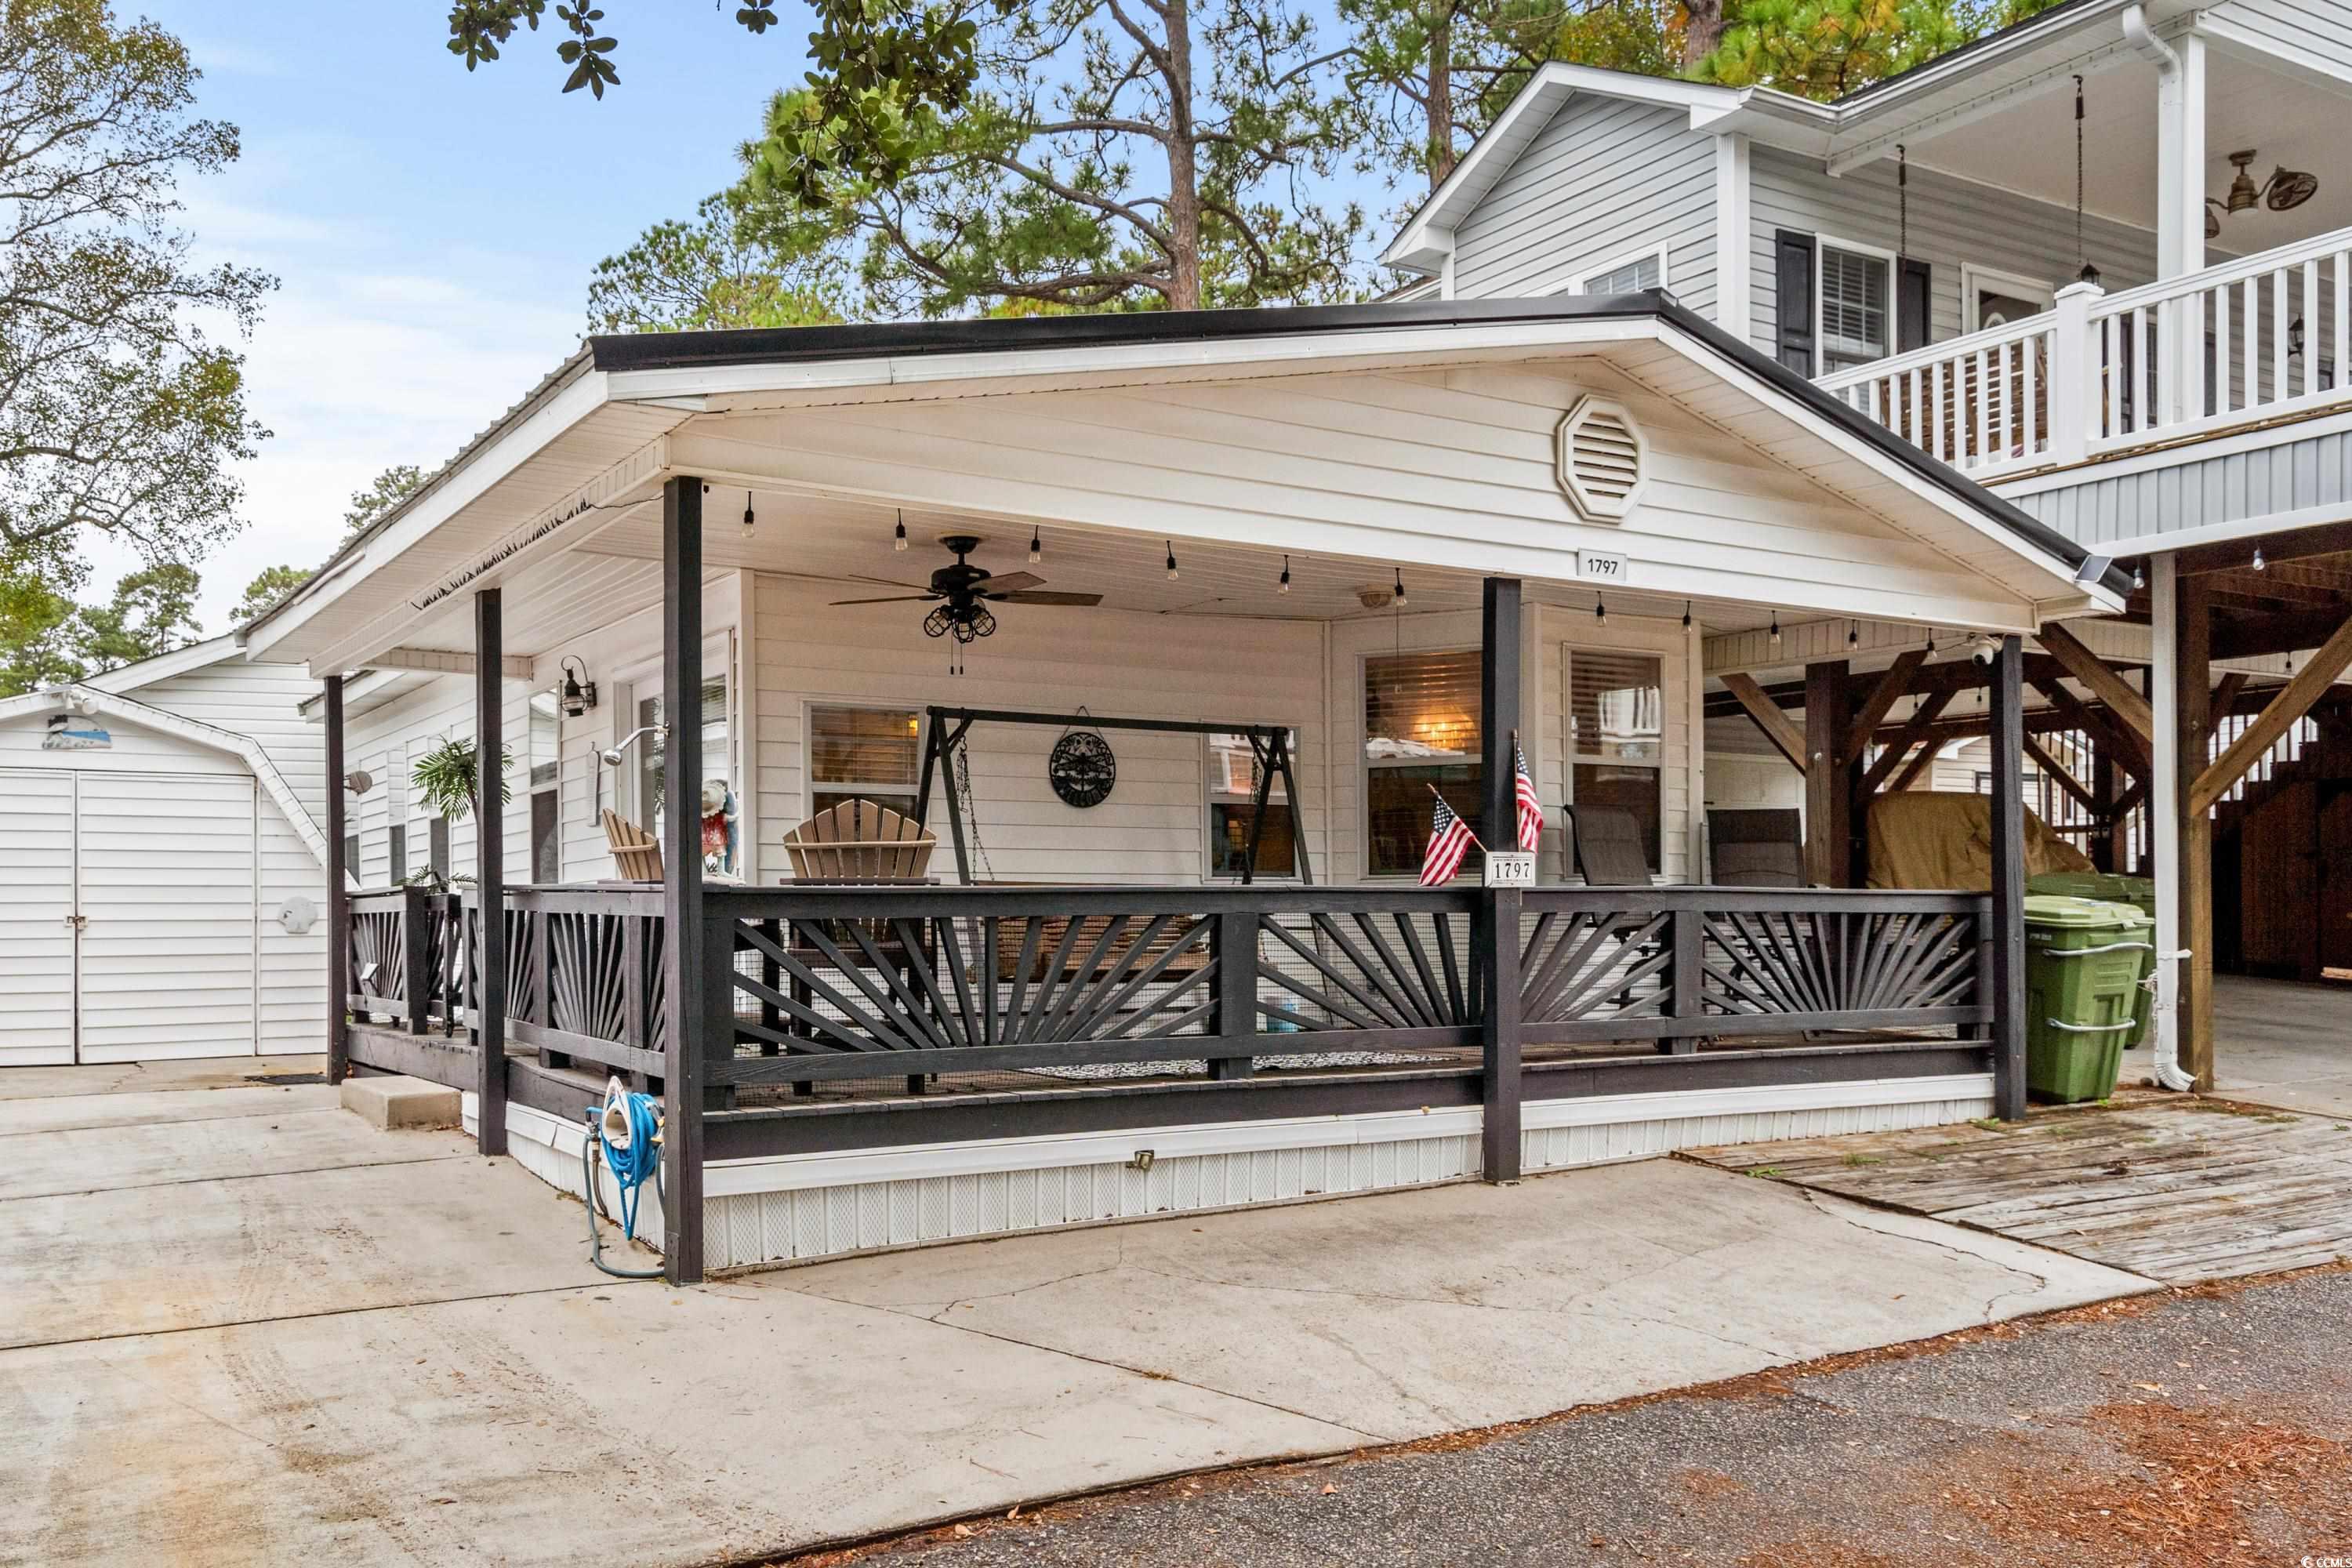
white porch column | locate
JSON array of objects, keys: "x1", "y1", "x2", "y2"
[{"x1": 2134, "y1": 8, "x2": 2205, "y2": 421}]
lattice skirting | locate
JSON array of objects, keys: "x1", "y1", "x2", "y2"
[{"x1": 467, "y1": 1075, "x2": 1994, "y2": 1273}]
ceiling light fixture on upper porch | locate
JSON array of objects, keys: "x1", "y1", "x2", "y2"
[{"x1": 2206, "y1": 149, "x2": 2318, "y2": 239}]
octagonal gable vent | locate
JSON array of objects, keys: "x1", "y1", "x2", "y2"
[{"x1": 1555, "y1": 397, "x2": 1646, "y2": 523}]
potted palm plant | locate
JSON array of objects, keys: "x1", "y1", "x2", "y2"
[{"x1": 408, "y1": 735, "x2": 514, "y2": 888}]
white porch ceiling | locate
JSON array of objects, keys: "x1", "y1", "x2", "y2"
[{"x1": 1909, "y1": 47, "x2": 2350, "y2": 245}]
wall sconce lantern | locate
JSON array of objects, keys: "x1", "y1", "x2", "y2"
[{"x1": 558, "y1": 655, "x2": 598, "y2": 718}]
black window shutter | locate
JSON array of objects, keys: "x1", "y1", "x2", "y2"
[
  {"x1": 1774, "y1": 230, "x2": 1816, "y2": 373},
  {"x1": 1898, "y1": 257, "x2": 1932, "y2": 353}
]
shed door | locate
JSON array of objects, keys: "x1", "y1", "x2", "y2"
[
  {"x1": 73, "y1": 773, "x2": 259, "y2": 1063},
  {"x1": 0, "y1": 770, "x2": 78, "y2": 1065}
]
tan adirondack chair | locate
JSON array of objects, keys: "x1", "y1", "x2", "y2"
[
  {"x1": 601, "y1": 808, "x2": 662, "y2": 881},
  {"x1": 782, "y1": 800, "x2": 936, "y2": 881}
]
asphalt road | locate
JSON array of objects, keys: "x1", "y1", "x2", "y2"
[{"x1": 781, "y1": 1266, "x2": 2352, "y2": 1568}]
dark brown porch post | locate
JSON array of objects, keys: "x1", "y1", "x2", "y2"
[
  {"x1": 1803, "y1": 660, "x2": 1851, "y2": 886},
  {"x1": 1987, "y1": 635, "x2": 2028, "y2": 1121},
  {"x1": 661, "y1": 476, "x2": 709, "y2": 1284},
  {"x1": 1478, "y1": 576, "x2": 1523, "y2": 1183},
  {"x1": 474, "y1": 590, "x2": 508, "y2": 1156},
  {"x1": 324, "y1": 673, "x2": 349, "y2": 1083}
]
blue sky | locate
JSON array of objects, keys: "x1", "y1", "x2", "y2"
[{"x1": 122, "y1": 2, "x2": 1407, "y2": 631}]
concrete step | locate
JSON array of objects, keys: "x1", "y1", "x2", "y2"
[{"x1": 340, "y1": 1074, "x2": 463, "y2": 1131}]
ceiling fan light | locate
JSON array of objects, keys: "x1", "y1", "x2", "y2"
[
  {"x1": 2226, "y1": 150, "x2": 2260, "y2": 212},
  {"x1": 2267, "y1": 165, "x2": 2318, "y2": 212},
  {"x1": 922, "y1": 604, "x2": 952, "y2": 639}
]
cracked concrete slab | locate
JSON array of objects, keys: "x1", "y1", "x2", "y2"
[
  {"x1": 775, "y1": 1156, "x2": 2156, "y2": 1443},
  {"x1": 0, "y1": 1105, "x2": 462, "y2": 1202}
]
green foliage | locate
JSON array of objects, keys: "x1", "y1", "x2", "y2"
[
  {"x1": 342, "y1": 463, "x2": 427, "y2": 543},
  {"x1": 410, "y1": 734, "x2": 515, "y2": 824},
  {"x1": 1697, "y1": 0, "x2": 2071, "y2": 99},
  {"x1": 0, "y1": 569, "x2": 78, "y2": 696},
  {"x1": 0, "y1": 0, "x2": 273, "y2": 596},
  {"x1": 587, "y1": 194, "x2": 848, "y2": 332},
  {"x1": 723, "y1": 0, "x2": 1365, "y2": 315},
  {"x1": 233, "y1": 564, "x2": 312, "y2": 625},
  {"x1": 0, "y1": 561, "x2": 205, "y2": 695}
]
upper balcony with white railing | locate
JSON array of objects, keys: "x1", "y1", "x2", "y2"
[{"x1": 1815, "y1": 226, "x2": 2352, "y2": 483}]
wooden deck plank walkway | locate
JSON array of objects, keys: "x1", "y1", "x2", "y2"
[{"x1": 1685, "y1": 1101, "x2": 2352, "y2": 1283}]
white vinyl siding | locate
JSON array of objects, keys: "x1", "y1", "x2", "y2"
[
  {"x1": 1748, "y1": 147, "x2": 2176, "y2": 362},
  {"x1": 118, "y1": 659, "x2": 325, "y2": 822},
  {"x1": 0, "y1": 770, "x2": 76, "y2": 1064},
  {"x1": 1452, "y1": 96, "x2": 1719, "y2": 315}
]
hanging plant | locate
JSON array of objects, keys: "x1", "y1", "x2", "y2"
[{"x1": 410, "y1": 735, "x2": 514, "y2": 823}]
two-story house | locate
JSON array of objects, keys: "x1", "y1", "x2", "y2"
[{"x1": 1381, "y1": 0, "x2": 2352, "y2": 1090}]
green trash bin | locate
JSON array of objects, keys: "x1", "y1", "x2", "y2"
[
  {"x1": 2023, "y1": 895, "x2": 2154, "y2": 1104},
  {"x1": 2107, "y1": 880, "x2": 2158, "y2": 1047}
]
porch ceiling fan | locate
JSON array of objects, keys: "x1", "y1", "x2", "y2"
[
  {"x1": 2205, "y1": 147, "x2": 2318, "y2": 238},
  {"x1": 829, "y1": 532, "x2": 1102, "y2": 642}
]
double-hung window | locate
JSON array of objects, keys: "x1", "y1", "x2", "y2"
[
  {"x1": 1577, "y1": 248, "x2": 1668, "y2": 296},
  {"x1": 1566, "y1": 649, "x2": 1665, "y2": 875},
  {"x1": 1206, "y1": 731, "x2": 1297, "y2": 880},
  {"x1": 809, "y1": 705, "x2": 920, "y2": 821},
  {"x1": 1363, "y1": 650, "x2": 1482, "y2": 878},
  {"x1": 1817, "y1": 241, "x2": 1893, "y2": 374}
]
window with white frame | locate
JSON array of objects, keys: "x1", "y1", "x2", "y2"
[
  {"x1": 1566, "y1": 648, "x2": 1665, "y2": 874},
  {"x1": 1577, "y1": 248, "x2": 1667, "y2": 296},
  {"x1": 1206, "y1": 731, "x2": 1297, "y2": 880},
  {"x1": 1363, "y1": 649, "x2": 1481, "y2": 878},
  {"x1": 809, "y1": 704, "x2": 920, "y2": 822},
  {"x1": 1817, "y1": 241, "x2": 1893, "y2": 373}
]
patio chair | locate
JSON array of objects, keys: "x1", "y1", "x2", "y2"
[
  {"x1": 601, "y1": 808, "x2": 662, "y2": 881},
  {"x1": 1567, "y1": 805, "x2": 1653, "y2": 887},
  {"x1": 783, "y1": 799, "x2": 937, "y2": 881},
  {"x1": 1708, "y1": 809, "x2": 1806, "y2": 887}
]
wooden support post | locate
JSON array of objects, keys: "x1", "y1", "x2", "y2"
[
  {"x1": 1210, "y1": 910, "x2": 1257, "y2": 1080},
  {"x1": 1664, "y1": 906, "x2": 1702, "y2": 1056},
  {"x1": 401, "y1": 884, "x2": 432, "y2": 1036},
  {"x1": 661, "y1": 476, "x2": 709, "y2": 1284},
  {"x1": 1719, "y1": 672, "x2": 1806, "y2": 771},
  {"x1": 2031, "y1": 673, "x2": 2151, "y2": 782},
  {"x1": 324, "y1": 673, "x2": 349, "y2": 1083},
  {"x1": 2091, "y1": 739, "x2": 2120, "y2": 873},
  {"x1": 2189, "y1": 613, "x2": 2352, "y2": 815},
  {"x1": 2177, "y1": 575, "x2": 2216, "y2": 1091},
  {"x1": 1479, "y1": 577, "x2": 1523, "y2": 1182},
  {"x1": 474, "y1": 589, "x2": 508, "y2": 1156},
  {"x1": 1987, "y1": 635, "x2": 2029, "y2": 1121},
  {"x1": 1803, "y1": 661, "x2": 1851, "y2": 887},
  {"x1": 2037, "y1": 622, "x2": 2156, "y2": 749}
]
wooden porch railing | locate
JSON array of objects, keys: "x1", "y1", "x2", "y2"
[
  {"x1": 462, "y1": 887, "x2": 670, "y2": 1087},
  {"x1": 346, "y1": 886, "x2": 463, "y2": 1034},
  {"x1": 1816, "y1": 223, "x2": 2352, "y2": 477}
]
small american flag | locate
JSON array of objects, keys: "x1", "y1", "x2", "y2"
[
  {"x1": 1512, "y1": 733, "x2": 1544, "y2": 854},
  {"x1": 1421, "y1": 793, "x2": 1476, "y2": 886}
]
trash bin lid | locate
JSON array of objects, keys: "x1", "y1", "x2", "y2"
[
  {"x1": 2091, "y1": 898, "x2": 2154, "y2": 929},
  {"x1": 2023, "y1": 894, "x2": 2132, "y2": 927}
]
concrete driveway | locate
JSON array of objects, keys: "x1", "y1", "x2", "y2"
[{"x1": 0, "y1": 1061, "x2": 2152, "y2": 1567}]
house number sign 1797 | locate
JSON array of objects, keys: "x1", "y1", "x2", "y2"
[{"x1": 1576, "y1": 551, "x2": 1628, "y2": 583}]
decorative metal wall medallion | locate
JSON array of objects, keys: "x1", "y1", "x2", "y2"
[{"x1": 1049, "y1": 722, "x2": 1116, "y2": 808}]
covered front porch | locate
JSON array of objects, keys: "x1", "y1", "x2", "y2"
[{"x1": 245, "y1": 299, "x2": 2125, "y2": 1283}]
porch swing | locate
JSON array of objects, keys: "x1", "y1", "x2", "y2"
[{"x1": 912, "y1": 705, "x2": 1310, "y2": 989}]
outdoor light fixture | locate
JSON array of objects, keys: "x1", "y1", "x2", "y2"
[
  {"x1": 2132, "y1": 561, "x2": 2147, "y2": 590},
  {"x1": 1849, "y1": 621, "x2": 1861, "y2": 649},
  {"x1": 1279, "y1": 555, "x2": 1291, "y2": 594},
  {"x1": 2253, "y1": 544, "x2": 2267, "y2": 572},
  {"x1": 2290, "y1": 316, "x2": 2307, "y2": 359},
  {"x1": 741, "y1": 490, "x2": 756, "y2": 540},
  {"x1": 893, "y1": 510, "x2": 907, "y2": 552},
  {"x1": 599, "y1": 725, "x2": 666, "y2": 768},
  {"x1": 1165, "y1": 542, "x2": 1179, "y2": 582},
  {"x1": 1924, "y1": 625, "x2": 1936, "y2": 652},
  {"x1": 1681, "y1": 601, "x2": 1693, "y2": 630},
  {"x1": 1392, "y1": 569, "x2": 1408, "y2": 608},
  {"x1": 1028, "y1": 526, "x2": 1042, "y2": 564},
  {"x1": 2072, "y1": 78, "x2": 2101, "y2": 289},
  {"x1": 557, "y1": 655, "x2": 597, "y2": 718},
  {"x1": 1594, "y1": 595, "x2": 1607, "y2": 626},
  {"x1": 1769, "y1": 613, "x2": 1782, "y2": 647}
]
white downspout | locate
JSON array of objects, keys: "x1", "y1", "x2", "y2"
[{"x1": 2148, "y1": 555, "x2": 2197, "y2": 1091}]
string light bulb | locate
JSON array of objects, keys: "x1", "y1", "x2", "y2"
[
  {"x1": 1594, "y1": 594, "x2": 1608, "y2": 626},
  {"x1": 741, "y1": 490, "x2": 756, "y2": 540},
  {"x1": 1028, "y1": 526, "x2": 1042, "y2": 564},
  {"x1": 2131, "y1": 561, "x2": 2146, "y2": 590},
  {"x1": 1681, "y1": 601, "x2": 1693, "y2": 630},
  {"x1": 1924, "y1": 625, "x2": 1935, "y2": 652},
  {"x1": 1769, "y1": 613, "x2": 1782, "y2": 647},
  {"x1": 1279, "y1": 555, "x2": 1291, "y2": 594},
  {"x1": 1849, "y1": 620, "x2": 1861, "y2": 649},
  {"x1": 2252, "y1": 544, "x2": 2267, "y2": 572},
  {"x1": 1392, "y1": 569, "x2": 1408, "y2": 608},
  {"x1": 893, "y1": 510, "x2": 907, "y2": 552},
  {"x1": 1164, "y1": 541, "x2": 1179, "y2": 582}
]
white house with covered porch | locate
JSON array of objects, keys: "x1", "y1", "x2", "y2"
[{"x1": 240, "y1": 298, "x2": 2122, "y2": 1283}]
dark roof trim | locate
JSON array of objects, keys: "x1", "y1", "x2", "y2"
[{"x1": 590, "y1": 295, "x2": 2129, "y2": 603}]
